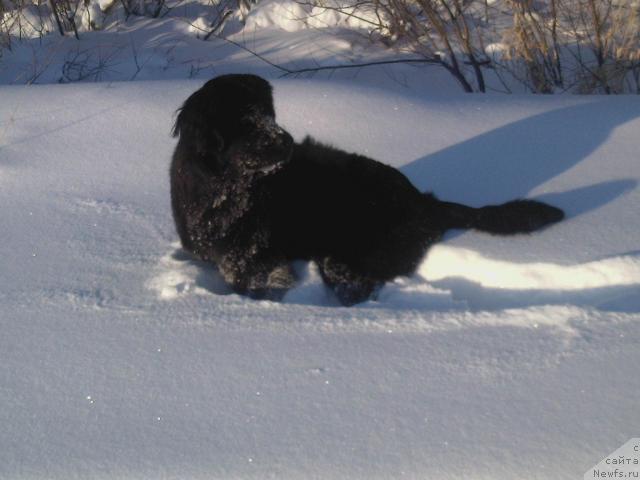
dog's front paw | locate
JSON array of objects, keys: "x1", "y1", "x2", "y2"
[
  {"x1": 225, "y1": 262, "x2": 296, "y2": 302},
  {"x1": 246, "y1": 287, "x2": 289, "y2": 302},
  {"x1": 332, "y1": 282, "x2": 379, "y2": 306}
]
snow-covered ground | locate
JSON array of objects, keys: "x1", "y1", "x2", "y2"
[{"x1": 1, "y1": 78, "x2": 639, "y2": 479}]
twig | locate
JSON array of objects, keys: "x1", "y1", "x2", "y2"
[
  {"x1": 120, "y1": 0, "x2": 131, "y2": 18},
  {"x1": 278, "y1": 57, "x2": 442, "y2": 77},
  {"x1": 206, "y1": 30, "x2": 441, "y2": 78},
  {"x1": 204, "y1": 32, "x2": 293, "y2": 74},
  {"x1": 49, "y1": 0, "x2": 65, "y2": 36},
  {"x1": 203, "y1": 9, "x2": 234, "y2": 40}
]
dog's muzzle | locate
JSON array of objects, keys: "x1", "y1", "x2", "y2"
[{"x1": 235, "y1": 115, "x2": 294, "y2": 175}]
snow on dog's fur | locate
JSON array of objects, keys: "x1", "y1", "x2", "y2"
[{"x1": 170, "y1": 74, "x2": 564, "y2": 305}]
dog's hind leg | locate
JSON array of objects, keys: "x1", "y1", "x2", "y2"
[{"x1": 317, "y1": 257, "x2": 381, "y2": 306}]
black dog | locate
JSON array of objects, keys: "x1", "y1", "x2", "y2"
[{"x1": 170, "y1": 74, "x2": 564, "y2": 305}]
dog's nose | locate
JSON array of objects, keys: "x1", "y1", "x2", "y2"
[
  {"x1": 261, "y1": 116, "x2": 281, "y2": 135},
  {"x1": 278, "y1": 129, "x2": 293, "y2": 148},
  {"x1": 259, "y1": 116, "x2": 292, "y2": 144}
]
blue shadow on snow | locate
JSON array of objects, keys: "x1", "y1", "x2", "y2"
[{"x1": 400, "y1": 100, "x2": 640, "y2": 214}]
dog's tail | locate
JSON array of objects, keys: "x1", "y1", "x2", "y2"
[{"x1": 433, "y1": 197, "x2": 564, "y2": 235}]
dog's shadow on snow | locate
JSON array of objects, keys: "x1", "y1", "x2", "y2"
[
  {"x1": 392, "y1": 100, "x2": 640, "y2": 313},
  {"x1": 401, "y1": 100, "x2": 639, "y2": 213}
]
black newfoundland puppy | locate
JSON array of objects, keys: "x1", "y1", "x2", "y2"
[{"x1": 170, "y1": 74, "x2": 564, "y2": 305}]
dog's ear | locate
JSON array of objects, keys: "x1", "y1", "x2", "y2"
[{"x1": 172, "y1": 96, "x2": 224, "y2": 155}]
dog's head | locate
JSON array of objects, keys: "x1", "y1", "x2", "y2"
[{"x1": 173, "y1": 74, "x2": 293, "y2": 175}]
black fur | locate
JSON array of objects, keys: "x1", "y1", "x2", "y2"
[{"x1": 170, "y1": 74, "x2": 564, "y2": 305}]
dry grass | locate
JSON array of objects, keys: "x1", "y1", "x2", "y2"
[{"x1": 501, "y1": 0, "x2": 640, "y2": 93}]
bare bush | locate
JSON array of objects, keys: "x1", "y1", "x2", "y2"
[
  {"x1": 499, "y1": 0, "x2": 640, "y2": 93},
  {"x1": 1, "y1": 0, "x2": 638, "y2": 92},
  {"x1": 381, "y1": 0, "x2": 492, "y2": 91},
  {"x1": 1, "y1": 0, "x2": 54, "y2": 47},
  {"x1": 499, "y1": 0, "x2": 564, "y2": 92},
  {"x1": 60, "y1": 44, "x2": 123, "y2": 81},
  {"x1": 296, "y1": 0, "x2": 640, "y2": 93},
  {"x1": 564, "y1": 0, "x2": 640, "y2": 93},
  {"x1": 299, "y1": 0, "x2": 492, "y2": 91}
]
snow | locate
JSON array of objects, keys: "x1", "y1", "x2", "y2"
[
  {"x1": 305, "y1": 0, "x2": 390, "y2": 34},
  {"x1": 244, "y1": 0, "x2": 312, "y2": 32},
  {"x1": 1, "y1": 78, "x2": 639, "y2": 479}
]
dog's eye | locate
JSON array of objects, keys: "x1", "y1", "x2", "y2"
[
  {"x1": 245, "y1": 103, "x2": 274, "y2": 121},
  {"x1": 239, "y1": 114, "x2": 266, "y2": 132}
]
